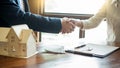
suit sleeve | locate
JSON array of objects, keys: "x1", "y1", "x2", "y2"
[{"x1": 0, "y1": 1, "x2": 62, "y2": 33}]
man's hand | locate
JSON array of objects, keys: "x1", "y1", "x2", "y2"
[
  {"x1": 61, "y1": 17, "x2": 75, "y2": 34},
  {"x1": 69, "y1": 18, "x2": 83, "y2": 29}
]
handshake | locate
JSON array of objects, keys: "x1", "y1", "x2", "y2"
[{"x1": 61, "y1": 17, "x2": 83, "y2": 34}]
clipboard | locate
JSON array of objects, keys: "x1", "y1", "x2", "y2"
[{"x1": 65, "y1": 43, "x2": 120, "y2": 58}]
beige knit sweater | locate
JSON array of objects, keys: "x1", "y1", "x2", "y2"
[{"x1": 82, "y1": 0, "x2": 120, "y2": 42}]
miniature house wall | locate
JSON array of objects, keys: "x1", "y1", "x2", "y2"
[{"x1": 0, "y1": 24, "x2": 38, "y2": 58}]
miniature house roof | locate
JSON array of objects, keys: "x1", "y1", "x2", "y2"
[
  {"x1": 11, "y1": 24, "x2": 29, "y2": 38},
  {"x1": 0, "y1": 27, "x2": 11, "y2": 42},
  {"x1": 19, "y1": 29, "x2": 36, "y2": 43},
  {"x1": 0, "y1": 24, "x2": 37, "y2": 43}
]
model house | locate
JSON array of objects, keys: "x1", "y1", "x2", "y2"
[{"x1": 0, "y1": 24, "x2": 38, "y2": 58}]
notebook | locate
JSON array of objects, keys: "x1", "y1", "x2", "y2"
[{"x1": 65, "y1": 43, "x2": 120, "y2": 58}]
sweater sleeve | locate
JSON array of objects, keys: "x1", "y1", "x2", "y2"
[{"x1": 82, "y1": 1, "x2": 107, "y2": 29}]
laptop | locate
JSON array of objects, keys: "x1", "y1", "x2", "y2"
[{"x1": 65, "y1": 43, "x2": 120, "y2": 58}]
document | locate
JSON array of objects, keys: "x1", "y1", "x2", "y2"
[
  {"x1": 39, "y1": 44, "x2": 65, "y2": 54},
  {"x1": 65, "y1": 43, "x2": 119, "y2": 58}
]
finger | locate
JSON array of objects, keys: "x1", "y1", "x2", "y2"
[
  {"x1": 62, "y1": 29, "x2": 70, "y2": 34},
  {"x1": 69, "y1": 18, "x2": 76, "y2": 24},
  {"x1": 69, "y1": 22, "x2": 75, "y2": 29},
  {"x1": 67, "y1": 28, "x2": 74, "y2": 33},
  {"x1": 70, "y1": 28, "x2": 74, "y2": 33},
  {"x1": 61, "y1": 29, "x2": 66, "y2": 34},
  {"x1": 63, "y1": 17, "x2": 69, "y2": 23}
]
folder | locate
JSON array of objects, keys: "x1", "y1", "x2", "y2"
[{"x1": 65, "y1": 43, "x2": 119, "y2": 58}]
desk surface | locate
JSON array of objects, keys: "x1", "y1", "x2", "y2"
[
  {"x1": 0, "y1": 34, "x2": 120, "y2": 68},
  {"x1": 0, "y1": 43, "x2": 120, "y2": 68}
]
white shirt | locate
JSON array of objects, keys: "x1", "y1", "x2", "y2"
[
  {"x1": 19, "y1": 0, "x2": 25, "y2": 11},
  {"x1": 82, "y1": 0, "x2": 120, "y2": 43}
]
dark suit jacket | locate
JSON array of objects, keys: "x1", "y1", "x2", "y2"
[{"x1": 0, "y1": 0, "x2": 61, "y2": 33}]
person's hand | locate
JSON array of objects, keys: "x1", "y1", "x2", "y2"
[
  {"x1": 69, "y1": 18, "x2": 83, "y2": 29},
  {"x1": 61, "y1": 17, "x2": 75, "y2": 34}
]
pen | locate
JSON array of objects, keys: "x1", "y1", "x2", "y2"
[
  {"x1": 74, "y1": 44, "x2": 86, "y2": 49},
  {"x1": 65, "y1": 50, "x2": 93, "y2": 56}
]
